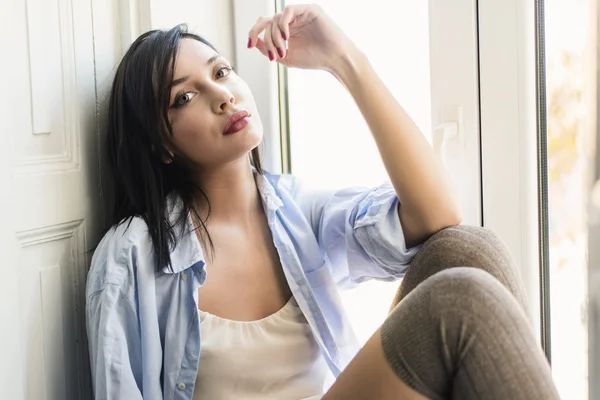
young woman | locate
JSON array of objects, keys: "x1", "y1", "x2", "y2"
[{"x1": 86, "y1": 4, "x2": 559, "y2": 399}]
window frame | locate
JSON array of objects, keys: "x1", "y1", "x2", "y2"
[
  {"x1": 233, "y1": 0, "x2": 284, "y2": 173},
  {"x1": 588, "y1": 0, "x2": 600, "y2": 395},
  {"x1": 478, "y1": 0, "x2": 547, "y2": 351}
]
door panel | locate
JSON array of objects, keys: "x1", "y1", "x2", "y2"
[
  {"x1": 1, "y1": 0, "x2": 100, "y2": 398},
  {"x1": 0, "y1": 0, "x2": 241, "y2": 398}
]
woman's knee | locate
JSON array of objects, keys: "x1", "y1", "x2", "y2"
[
  {"x1": 424, "y1": 267, "x2": 510, "y2": 312},
  {"x1": 393, "y1": 225, "x2": 529, "y2": 314},
  {"x1": 390, "y1": 267, "x2": 525, "y2": 332},
  {"x1": 413, "y1": 225, "x2": 515, "y2": 272}
]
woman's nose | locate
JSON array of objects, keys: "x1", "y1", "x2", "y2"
[
  {"x1": 213, "y1": 86, "x2": 235, "y2": 113},
  {"x1": 220, "y1": 95, "x2": 235, "y2": 111}
]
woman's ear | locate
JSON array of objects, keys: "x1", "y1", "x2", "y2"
[
  {"x1": 151, "y1": 143, "x2": 175, "y2": 164},
  {"x1": 163, "y1": 150, "x2": 174, "y2": 164}
]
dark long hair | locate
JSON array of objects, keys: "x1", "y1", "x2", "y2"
[{"x1": 105, "y1": 24, "x2": 262, "y2": 271}]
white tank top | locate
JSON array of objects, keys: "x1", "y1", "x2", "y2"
[{"x1": 193, "y1": 297, "x2": 330, "y2": 400}]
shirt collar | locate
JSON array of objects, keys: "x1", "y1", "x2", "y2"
[
  {"x1": 255, "y1": 172, "x2": 284, "y2": 210},
  {"x1": 163, "y1": 172, "x2": 283, "y2": 274}
]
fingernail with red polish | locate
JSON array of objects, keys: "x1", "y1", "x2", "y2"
[
  {"x1": 268, "y1": 50, "x2": 274, "y2": 61},
  {"x1": 277, "y1": 48, "x2": 284, "y2": 58},
  {"x1": 247, "y1": 38, "x2": 252, "y2": 48},
  {"x1": 282, "y1": 32, "x2": 288, "y2": 40}
]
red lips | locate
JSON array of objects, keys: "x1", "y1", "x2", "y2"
[{"x1": 223, "y1": 110, "x2": 251, "y2": 135}]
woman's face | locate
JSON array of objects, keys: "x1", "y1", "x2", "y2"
[{"x1": 166, "y1": 38, "x2": 263, "y2": 168}]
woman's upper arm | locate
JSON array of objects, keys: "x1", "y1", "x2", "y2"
[
  {"x1": 87, "y1": 283, "x2": 143, "y2": 400},
  {"x1": 280, "y1": 175, "x2": 420, "y2": 285}
]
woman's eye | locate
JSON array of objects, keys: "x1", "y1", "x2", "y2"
[
  {"x1": 174, "y1": 92, "x2": 196, "y2": 107},
  {"x1": 216, "y1": 66, "x2": 232, "y2": 79}
]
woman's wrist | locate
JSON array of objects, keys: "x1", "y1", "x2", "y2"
[
  {"x1": 329, "y1": 48, "x2": 371, "y2": 91},
  {"x1": 328, "y1": 47, "x2": 371, "y2": 91}
]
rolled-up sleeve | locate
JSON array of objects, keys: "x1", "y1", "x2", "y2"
[
  {"x1": 87, "y1": 278, "x2": 143, "y2": 400},
  {"x1": 280, "y1": 175, "x2": 420, "y2": 288}
]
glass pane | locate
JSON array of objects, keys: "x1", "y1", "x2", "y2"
[
  {"x1": 545, "y1": 0, "x2": 593, "y2": 398},
  {"x1": 284, "y1": 0, "x2": 431, "y2": 344}
]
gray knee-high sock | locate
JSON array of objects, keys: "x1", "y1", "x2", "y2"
[
  {"x1": 390, "y1": 225, "x2": 529, "y2": 317},
  {"x1": 381, "y1": 268, "x2": 559, "y2": 400}
]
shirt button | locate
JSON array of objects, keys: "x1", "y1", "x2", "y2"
[
  {"x1": 181, "y1": 273, "x2": 187, "y2": 281},
  {"x1": 177, "y1": 382, "x2": 186, "y2": 390}
]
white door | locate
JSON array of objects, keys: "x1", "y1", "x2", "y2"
[
  {"x1": 0, "y1": 0, "x2": 246, "y2": 398},
  {"x1": 0, "y1": 0, "x2": 102, "y2": 398}
]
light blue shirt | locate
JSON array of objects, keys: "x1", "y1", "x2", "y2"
[{"x1": 86, "y1": 173, "x2": 419, "y2": 399}]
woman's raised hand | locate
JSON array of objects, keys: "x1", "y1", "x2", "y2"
[{"x1": 247, "y1": 4, "x2": 360, "y2": 73}]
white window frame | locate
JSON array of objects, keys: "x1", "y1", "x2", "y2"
[
  {"x1": 589, "y1": 169, "x2": 600, "y2": 397},
  {"x1": 233, "y1": 0, "x2": 283, "y2": 173},
  {"x1": 478, "y1": 0, "x2": 543, "y2": 341},
  {"x1": 428, "y1": 0, "x2": 482, "y2": 228}
]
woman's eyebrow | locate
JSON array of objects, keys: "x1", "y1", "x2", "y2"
[
  {"x1": 169, "y1": 76, "x2": 189, "y2": 90},
  {"x1": 169, "y1": 54, "x2": 225, "y2": 90},
  {"x1": 206, "y1": 54, "x2": 224, "y2": 65}
]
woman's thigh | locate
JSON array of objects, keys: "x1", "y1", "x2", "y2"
[{"x1": 322, "y1": 326, "x2": 427, "y2": 400}]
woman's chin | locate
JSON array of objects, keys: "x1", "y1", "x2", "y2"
[
  {"x1": 237, "y1": 125, "x2": 263, "y2": 149},
  {"x1": 220, "y1": 133, "x2": 264, "y2": 164}
]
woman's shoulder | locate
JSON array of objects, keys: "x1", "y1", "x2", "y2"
[
  {"x1": 263, "y1": 172, "x2": 337, "y2": 204},
  {"x1": 86, "y1": 216, "x2": 150, "y2": 297}
]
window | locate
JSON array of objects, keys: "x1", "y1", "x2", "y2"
[
  {"x1": 480, "y1": 0, "x2": 593, "y2": 397},
  {"x1": 282, "y1": 0, "x2": 480, "y2": 344},
  {"x1": 284, "y1": 0, "x2": 432, "y2": 190},
  {"x1": 545, "y1": 0, "x2": 593, "y2": 397}
]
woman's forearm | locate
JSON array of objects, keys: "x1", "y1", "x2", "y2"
[{"x1": 330, "y1": 50, "x2": 461, "y2": 246}]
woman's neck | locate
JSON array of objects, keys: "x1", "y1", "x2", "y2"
[{"x1": 194, "y1": 158, "x2": 262, "y2": 224}]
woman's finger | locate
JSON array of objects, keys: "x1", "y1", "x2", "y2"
[
  {"x1": 248, "y1": 16, "x2": 270, "y2": 49},
  {"x1": 254, "y1": 38, "x2": 268, "y2": 57},
  {"x1": 263, "y1": 17, "x2": 276, "y2": 61},
  {"x1": 256, "y1": 38, "x2": 290, "y2": 66},
  {"x1": 271, "y1": 13, "x2": 286, "y2": 59},
  {"x1": 278, "y1": 6, "x2": 296, "y2": 40}
]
